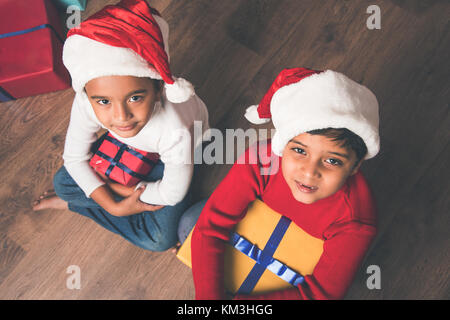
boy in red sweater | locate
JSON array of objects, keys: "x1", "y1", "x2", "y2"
[{"x1": 186, "y1": 67, "x2": 380, "y2": 299}]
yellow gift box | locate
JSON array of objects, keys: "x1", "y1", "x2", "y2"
[{"x1": 176, "y1": 199, "x2": 324, "y2": 295}]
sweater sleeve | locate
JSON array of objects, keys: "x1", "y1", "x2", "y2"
[
  {"x1": 63, "y1": 94, "x2": 104, "y2": 197},
  {"x1": 234, "y1": 220, "x2": 377, "y2": 300},
  {"x1": 191, "y1": 145, "x2": 268, "y2": 300},
  {"x1": 137, "y1": 123, "x2": 194, "y2": 206}
]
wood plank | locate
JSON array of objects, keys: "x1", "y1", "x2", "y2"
[
  {"x1": 346, "y1": 142, "x2": 450, "y2": 299},
  {"x1": 0, "y1": 210, "x2": 195, "y2": 299},
  {"x1": 0, "y1": 234, "x2": 27, "y2": 287}
]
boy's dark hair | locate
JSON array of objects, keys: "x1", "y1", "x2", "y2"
[
  {"x1": 307, "y1": 128, "x2": 368, "y2": 164},
  {"x1": 152, "y1": 79, "x2": 164, "y2": 92}
]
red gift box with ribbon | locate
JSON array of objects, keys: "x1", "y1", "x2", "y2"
[
  {"x1": 0, "y1": 0, "x2": 71, "y2": 102},
  {"x1": 89, "y1": 133, "x2": 160, "y2": 187}
]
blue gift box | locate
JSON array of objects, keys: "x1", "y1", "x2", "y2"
[{"x1": 51, "y1": 0, "x2": 87, "y2": 11}]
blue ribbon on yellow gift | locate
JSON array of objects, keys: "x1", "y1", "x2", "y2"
[{"x1": 231, "y1": 216, "x2": 305, "y2": 294}]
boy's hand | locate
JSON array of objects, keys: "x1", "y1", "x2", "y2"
[
  {"x1": 112, "y1": 186, "x2": 164, "y2": 217},
  {"x1": 95, "y1": 171, "x2": 135, "y2": 197},
  {"x1": 96, "y1": 171, "x2": 109, "y2": 181},
  {"x1": 107, "y1": 180, "x2": 136, "y2": 198}
]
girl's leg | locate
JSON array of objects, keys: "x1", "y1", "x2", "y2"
[{"x1": 177, "y1": 198, "x2": 208, "y2": 244}]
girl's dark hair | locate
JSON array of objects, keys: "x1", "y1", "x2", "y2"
[{"x1": 307, "y1": 127, "x2": 367, "y2": 163}]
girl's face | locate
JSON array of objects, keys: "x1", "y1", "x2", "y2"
[
  {"x1": 85, "y1": 75, "x2": 161, "y2": 138},
  {"x1": 281, "y1": 132, "x2": 362, "y2": 204}
]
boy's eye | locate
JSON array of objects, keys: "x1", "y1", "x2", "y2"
[
  {"x1": 97, "y1": 99, "x2": 110, "y2": 105},
  {"x1": 326, "y1": 158, "x2": 343, "y2": 166},
  {"x1": 292, "y1": 147, "x2": 306, "y2": 155},
  {"x1": 129, "y1": 95, "x2": 143, "y2": 102}
]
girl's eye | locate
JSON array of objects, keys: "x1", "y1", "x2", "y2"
[
  {"x1": 292, "y1": 147, "x2": 306, "y2": 155},
  {"x1": 326, "y1": 158, "x2": 343, "y2": 166},
  {"x1": 97, "y1": 99, "x2": 110, "y2": 105},
  {"x1": 129, "y1": 95, "x2": 143, "y2": 102}
]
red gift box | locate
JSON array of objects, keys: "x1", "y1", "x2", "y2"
[
  {"x1": 0, "y1": 0, "x2": 71, "y2": 101},
  {"x1": 89, "y1": 133, "x2": 160, "y2": 187}
]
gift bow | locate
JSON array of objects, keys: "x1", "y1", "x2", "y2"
[{"x1": 230, "y1": 216, "x2": 305, "y2": 294}]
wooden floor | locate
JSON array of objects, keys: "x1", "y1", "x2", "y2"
[{"x1": 0, "y1": 0, "x2": 448, "y2": 299}]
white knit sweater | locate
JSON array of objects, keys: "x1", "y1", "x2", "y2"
[{"x1": 63, "y1": 90, "x2": 209, "y2": 206}]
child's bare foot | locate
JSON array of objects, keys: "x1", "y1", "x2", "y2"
[
  {"x1": 32, "y1": 190, "x2": 68, "y2": 211},
  {"x1": 171, "y1": 242, "x2": 181, "y2": 254}
]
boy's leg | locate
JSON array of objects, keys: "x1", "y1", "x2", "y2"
[
  {"x1": 50, "y1": 130, "x2": 112, "y2": 209},
  {"x1": 69, "y1": 190, "x2": 192, "y2": 252},
  {"x1": 177, "y1": 199, "x2": 208, "y2": 244},
  {"x1": 55, "y1": 160, "x2": 194, "y2": 252},
  {"x1": 53, "y1": 166, "x2": 108, "y2": 209}
]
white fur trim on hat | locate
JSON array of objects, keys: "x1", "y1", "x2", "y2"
[{"x1": 270, "y1": 70, "x2": 380, "y2": 159}]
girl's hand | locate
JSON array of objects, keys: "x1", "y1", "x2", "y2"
[{"x1": 112, "y1": 186, "x2": 164, "y2": 217}]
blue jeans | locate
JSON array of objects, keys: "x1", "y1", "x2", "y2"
[
  {"x1": 177, "y1": 199, "x2": 208, "y2": 244},
  {"x1": 53, "y1": 161, "x2": 193, "y2": 252}
]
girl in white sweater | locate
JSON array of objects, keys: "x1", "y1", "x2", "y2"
[{"x1": 33, "y1": 0, "x2": 209, "y2": 251}]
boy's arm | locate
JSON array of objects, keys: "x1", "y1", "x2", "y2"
[
  {"x1": 137, "y1": 162, "x2": 193, "y2": 206},
  {"x1": 233, "y1": 220, "x2": 376, "y2": 300},
  {"x1": 138, "y1": 94, "x2": 210, "y2": 206},
  {"x1": 63, "y1": 93, "x2": 106, "y2": 196},
  {"x1": 137, "y1": 127, "x2": 194, "y2": 206},
  {"x1": 191, "y1": 145, "x2": 268, "y2": 300},
  {"x1": 90, "y1": 184, "x2": 163, "y2": 216}
]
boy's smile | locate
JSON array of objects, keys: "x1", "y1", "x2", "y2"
[
  {"x1": 85, "y1": 75, "x2": 161, "y2": 138},
  {"x1": 281, "y1": 132, "x2": 362, "y2": 204}
]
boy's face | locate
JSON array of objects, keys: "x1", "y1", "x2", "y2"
[
  {"x1": 85, "y1": 75, "x2": 161, "y2": 138},
  {"x1": 281, "y1": 132, "x2": 362, "y2": 204}
]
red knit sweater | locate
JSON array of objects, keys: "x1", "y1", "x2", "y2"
[{"x1": 191, "y1": 141, "x2": 377, "y2": 300}]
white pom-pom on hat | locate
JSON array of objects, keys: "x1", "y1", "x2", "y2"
[
  {"x1": 164, "y1": 77, "x2": 195, "y2": 103},
  {"x1": 244, "y1": 105, "x2": 271, "y2": 124}
]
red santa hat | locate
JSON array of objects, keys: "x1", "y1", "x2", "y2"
[
  {"x1": 62, "y1": 0, "x2": 194, "y2": 103},
  {"x1": 245, "y1": 67, "x2": 380, "y2": 159}
]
